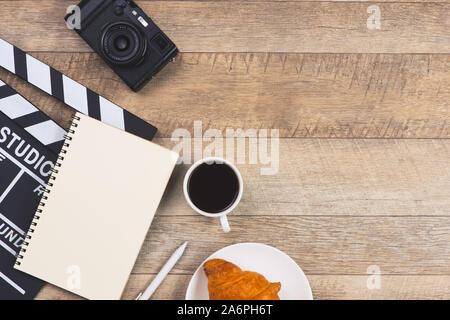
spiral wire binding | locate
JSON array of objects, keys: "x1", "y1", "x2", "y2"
[{"x1": 15, "y1": 115, "x2": 81, "y2": 266}]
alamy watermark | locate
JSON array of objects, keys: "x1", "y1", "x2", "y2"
[
  {"x1": 66, "y1": 5, "x2": 81, "y2": 30},
  {"x1": 366, "y1": 265, "x2": 381, "y2": 290},
  {"x1": 66, "y1": 265, "x2": 81, "y2": 291},
  {"x1": 367, "y1": 5, "x2": 381, "y2": 30},
  {"x1": 171, "y1": 121, "x2": 280, "y2": 176}
]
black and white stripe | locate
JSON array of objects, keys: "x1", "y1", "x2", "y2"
[
  {"x1": 0, "y1": 80, "x2": 66, "y2": 154},
  {"x1": 0, "y1": 37, "x2": 157, "y2": 141}
]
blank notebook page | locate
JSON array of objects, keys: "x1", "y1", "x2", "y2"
[{"x1": 15, "y1": 113, "x2": 178, "y2": 300}]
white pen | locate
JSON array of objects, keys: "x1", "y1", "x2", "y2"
[{"x1": 136, "y1": 241, "x2": 188, "y2": 300}]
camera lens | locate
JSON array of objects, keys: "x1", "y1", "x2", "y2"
[
  {"x1": 100, "y1": 22, "x2": 147, "y2": 66},
  {"x1": 114, "y1": 36, "x2": 129, "y2": 51}
]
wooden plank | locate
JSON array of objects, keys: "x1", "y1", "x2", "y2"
[
  {"x1": 1, "y1": 52, "x2": 448, "y2": 138},
  {"x1": 0, "y1": 1, "x2": 449, "y2": 53},
  {"x1": 154, "y1": 138, "x2": 450, "y2": 217},
  {"x1": 143, "y1": 0, "x2": 450, "y2": 2},
  {"x1": 152, "y1": 0, "x2": 450, "y2": 1},
  {"x1": 129, "y1": 216, "x2": 450, "y2": 274},
  {"x1": 35, "y1": 275, "x2": 450, "y2": 300},
  {"x1": 0, "y1": 63, "x2": 448, "y2": 216}
]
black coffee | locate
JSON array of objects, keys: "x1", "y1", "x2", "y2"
[{"x1": 188, "y1": 162, "x2": 240, "y2": 214}]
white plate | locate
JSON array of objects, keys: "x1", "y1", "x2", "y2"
[{"x1": 185, "y1": 243, "x2": 313, "y2": 300}]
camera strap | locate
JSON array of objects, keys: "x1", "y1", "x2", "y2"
[{"x1": 0, "y1": 37, "x2": 157, "y2": 141}]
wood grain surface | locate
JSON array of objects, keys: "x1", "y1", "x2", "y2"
[
  {"x1": 37, "y1": 275, "x2": 450, "y2": 300},
  {"x1": 0, "y1": 0, "x2": 448, "y2": 300},
  {"x1": 0, "y1": 1, "x2": 449, "y2": 53},
  {"x1": 1, "y1": 52, "x2": 448, "y2": 138},
  {"x1": 153, "y1": 138, "x2": 450, "y2": 217},
  {"x1": 131, "y1": 216, "x2": 450, "y2": 275}
]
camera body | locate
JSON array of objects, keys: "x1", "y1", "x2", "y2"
[{"x1": 68, "y1": 0, "x2": 178, "y2": 92}]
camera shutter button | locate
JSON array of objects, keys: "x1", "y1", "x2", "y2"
[{"x1": 114, "y1": 6, "x2": 124, "y2": 15}]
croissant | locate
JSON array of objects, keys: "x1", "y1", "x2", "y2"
[{"x1": 204, "y1": 259, "x2": 281, "y2": 300}]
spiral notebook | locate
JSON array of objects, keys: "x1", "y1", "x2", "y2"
[{"x1": 14, "y1": 112, "x2": 178, "y2": 300}]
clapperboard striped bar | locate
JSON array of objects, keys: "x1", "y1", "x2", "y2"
[
  {"x1": 0, "y1": 37, "x2": 157, "y2": 141},
  {"x1": 0, "y1": 79, "x2": 66, "y2": 154}
]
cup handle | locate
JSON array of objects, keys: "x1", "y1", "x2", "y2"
[{"x1": 220, "y1": 215, "x2": 231, "y2": 233}]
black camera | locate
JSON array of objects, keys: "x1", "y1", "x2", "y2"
[{"x1": 66, "y1": 0, "x2": 178, "y2": 92}]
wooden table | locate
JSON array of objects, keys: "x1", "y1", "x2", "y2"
[{"x1": 1, "y1": 0, "x2": 449, "y2": 300}]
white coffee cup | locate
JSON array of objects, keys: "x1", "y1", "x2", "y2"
[{"x1": 183, "y1": 157, "x2": 243, "y2": 233}]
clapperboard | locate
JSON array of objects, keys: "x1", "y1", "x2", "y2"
[
  {"x1": 0, "y1": 80, "x2": 66, "y2": 154},
  {"x1": 0, "y1": 37, "x2": 157, "y2": 141},
  {"x1": 0, "y1": 110, "x2": 57, "y2": 299}
]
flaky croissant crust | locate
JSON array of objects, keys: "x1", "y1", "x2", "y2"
[{"x1": 204, "y1": 259, "x2": 281, "y2": 300}]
